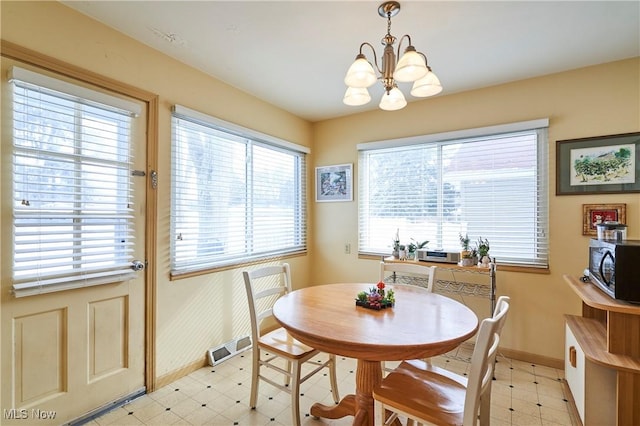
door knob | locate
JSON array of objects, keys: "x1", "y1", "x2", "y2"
[{"x1": 131, "y1": 260, "x2": 145, "y2": 271}]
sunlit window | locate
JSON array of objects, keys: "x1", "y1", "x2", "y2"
[
  {"x1": 358, "y1": 122, "x2": 549, "y2": 268},
  {"x1": 10, "y1": 67, "x2": 139, "y2": 297},
  {"x1": 170, "y1": 106, "x2": 307, "y2": 276}
]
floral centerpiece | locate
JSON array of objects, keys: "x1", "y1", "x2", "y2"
[{"x1": 355, "y1": 281, "x2": 395, "y2": 310}]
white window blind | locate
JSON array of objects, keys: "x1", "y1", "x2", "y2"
[
  {"x1": 171, "y1": 106, "x2": 307, "y2": 276},
  {"x1": 358, "y1": 121, "x2": 549, "y2": 268},
  {"x1": 10, "y1": 67, "x2": 139, "y2": 297}
]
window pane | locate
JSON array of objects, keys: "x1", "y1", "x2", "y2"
[
  {"x1": 359, "y1": 128, "x2": 548, "y2": 268},
  {"x1": 171, "y1": 113, "x2": 307, "y2": 275},
  {"x1": 11, "y1": 73, "x2": 136, "y2": 296}
]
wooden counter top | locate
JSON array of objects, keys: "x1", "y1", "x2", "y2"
[{"x1": 564, "y1": 274, "x2": 640, "y2": 315}]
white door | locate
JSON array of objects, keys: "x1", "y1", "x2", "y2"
[{"x1": 1, "y1": 60, "x2": 147, "y2": 425}]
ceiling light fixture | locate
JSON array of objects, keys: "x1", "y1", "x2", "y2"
[{"x1": 343, "y1": 1, "x2": 442, "y2": 111}]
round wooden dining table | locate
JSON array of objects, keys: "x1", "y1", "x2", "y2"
[{"x1": 272, "y1": 283, "x2": 479, "y2": 426}]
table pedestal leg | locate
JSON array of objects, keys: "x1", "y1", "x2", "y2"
[
  {"x1": 354, "y1": 359, "x2": 382, "y2": 426},
  {"x1": 309, "y1": 359, "x2": 382, "y2": 426},
  {"x1": 310, "y1": 394, "x2": 355, "y2": 419}
]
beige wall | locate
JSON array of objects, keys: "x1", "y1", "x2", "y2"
[
  {"x1": 312, "y1": 58, "x2": 640, "y2": 361},
  {"x1": 1, "y1": 1, "x2": 314, "y2": 384},
  {"x1": 1, "y1": 0, "x2": 639, "y2": 392}
]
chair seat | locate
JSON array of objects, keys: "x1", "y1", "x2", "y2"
[
  {"x1": 374, "y1": 359, "x2": 469, "y2": 425},
  {"x1": 258, "y1": 327, "x2": 318, "y2": 359}
]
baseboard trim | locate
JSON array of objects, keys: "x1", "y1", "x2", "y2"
[
  {"x1": 561, "y1": 378, "x2": 583, "y2": 426},
  {"x1": 498, "y1": 347, "x2": 564, "y2": 370},
  {"x1": 156, "y1": 357, "x2": 209, "y2": 389},
  {"x1": 153, "y1": 347, "x2": 564, "y2": 392}
]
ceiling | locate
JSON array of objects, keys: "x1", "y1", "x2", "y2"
[{"x1": 61, "y1": 1, "x2": 639, "y2": 122}]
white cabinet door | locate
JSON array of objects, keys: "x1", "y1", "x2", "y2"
[
  {"x1": 565, "y1": 323, "x2": 616, "y2": 426},
  {"x1": 565, "y1": 324, "x2": 586, "y2": 423}
]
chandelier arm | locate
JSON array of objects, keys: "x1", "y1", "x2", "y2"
[
  {"x1": 396, "y1": 34, "x2": 412, "y2": 60},
  {"x1": 417, "y1": 51, "x2": 431, "y2": 68},
  {"x1": 359, "y1": 42, "x2": 382, "y2": 75}
]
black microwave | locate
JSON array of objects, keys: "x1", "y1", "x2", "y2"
[{"x1": 589, "y1": 239, "x2": 640, "y2": 304}]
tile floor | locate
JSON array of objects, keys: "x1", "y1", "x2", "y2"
[{"x1": 88, "y1": 344, "x2": 576, "y2": 426}]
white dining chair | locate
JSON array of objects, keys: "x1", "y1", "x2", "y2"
[
  {"x1": 379, "y1": 261, "x2": 438, "y2": 373},
  {"x1": 379, "y1": 261, "x2": 437, "y2": 292},
  {"x1": 373, "y1": 296, "x2": 510, "y2": 426},
  {"x1": 242, "y1": 263, "x2": 339, "y2": 426}
]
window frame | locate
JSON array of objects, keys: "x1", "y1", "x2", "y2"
[
  {"x1": 357, "y1": 119, "x2": 549, "y2": 269},
  {"x1": 9, "y1": 66, "x2": 141, "y2": 297},
  {"x1": 170, "y1": 105, "x2": 309, "y2": 278}
]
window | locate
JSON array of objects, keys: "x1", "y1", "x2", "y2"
[
  {"x1": 170, "y1": 105, "x2": 308, "y2": 276},
  {"x1": 358, "y1": 120, "x2": 549, "y2": 268},
  {"x1": 10, "y1": 67, "x2": 141, "y2": 297}
]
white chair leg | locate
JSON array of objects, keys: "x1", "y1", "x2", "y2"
[
  {"x1": 290, "y1": 360, "x2": 302, "y2": 426},
  {"x1": 374, "y1": 399, "x2": 386, "y2": 425},
  {"x1": 249, "y1": 346, "x2": 260, "y2": 408},
  {"x1": 328, "y1": 355, "x2": 340, "y2": 403},
  {"x1": 285, "y1": 359, "x2": 292, "y2": 387}
]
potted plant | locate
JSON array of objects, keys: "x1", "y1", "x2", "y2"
[
  {"x1": 398, "y1": 244, "x2": 407, "y2": 260},
  {"x1": 407, "y1": 238, "x2": 429, "y2": 260},
  {"x1": 459, "y1": 232, "x2": 471, "y2": 254},
  {"x1": 477, "y1": 237, "x2": 491, "y2": 267},
  {"x1": 459, "y1": 233, "x2": 475, "y2": 266},
  {"x1": 392, "y1": 229, "x2": 401, "y2": 258}
]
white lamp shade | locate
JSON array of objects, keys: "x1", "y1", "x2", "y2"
[
  {"x1": 410, "y1": 71, "x2": 443, "y2": 97},
  {"x1": 344, "y1": 57, "x2": 377, "y2": 88},
  {"x1": 343, "y1": 87, "x2": 371, "y2": 106},
  {"x1": 379, "y1": 87, "x2": 407, "y2": 111},
  {"x1": 393, "y1": 49, "x2": 428, "y2": 82}
]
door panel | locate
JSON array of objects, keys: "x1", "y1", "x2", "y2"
[
  {"x1": 1, "y1": 59, "x2": 147, "y2": 425},
  {"x1": 13, "y1": 309, "x2": 67, "y2": 407}
]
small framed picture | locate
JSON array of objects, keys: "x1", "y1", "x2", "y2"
[
  {"x1": 315, "y1": 163, "x2": 353, "y2": 202},
  {"x1": 582, "y1": 203, "x2": 626, "y2": 236}
]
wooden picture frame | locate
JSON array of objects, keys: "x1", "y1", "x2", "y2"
[
  {"x1": 582, "y1": 203, "x2": 626, "y2": 236},
  {"x1": 556, "y1": 132, "x2": 640, "y2": 195},
  {"x1": 315, "y1": 163, "x2": 353, "y2": 202}
]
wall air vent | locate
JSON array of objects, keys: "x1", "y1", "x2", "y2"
[{"x1": 207, "y1": 335, "x2": 252, "y2": 366}]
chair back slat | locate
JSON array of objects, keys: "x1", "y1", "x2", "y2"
[
  {"x1": 243, "y1": 263, "x2": 292, "y2": 340},
  {"x1": 380, "y1": 261, "x2": 437, "y2": 292}
]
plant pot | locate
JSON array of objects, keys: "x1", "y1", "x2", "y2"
[
  {"x1": 355, "y1": 300, "x2": 394, "y2": 310},
  {"x1": 459, "y1": 257, "x2": 475, "y2": 267},
  {"x1": 479, "y1": 255, "x2": 491, "y2": 267}
]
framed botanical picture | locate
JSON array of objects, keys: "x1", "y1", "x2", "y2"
[
  {"x1": 582, "y1": 203, "x2": 626, "y2": 236},
  {"x1": 556, "y1": 132, "x2": 640, "y2": 195},
  {"x1": 315, "y1": 163, "x2": 353, "y2": 202}
]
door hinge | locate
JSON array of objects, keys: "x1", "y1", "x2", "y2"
[{"x1": 150, "y1": 170, "x2": 158, "y2": 190}]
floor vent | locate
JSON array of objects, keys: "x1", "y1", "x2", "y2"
[{"x1": 207, "y1": 335, "x2": 252, "y2": 366}]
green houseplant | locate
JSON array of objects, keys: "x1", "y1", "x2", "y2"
[
  {"x1": 459, "y1": 233, "x2": 471, "y2": 257},
  {"x1": 407, "y1": 238, "x2": 429, "y2": 260},
  {"x1": 459, "y1": 233, "x2": 476, "y2": 266},
  {"x1": 477, "y1": 237, "x2": 491, "y2": 267}
]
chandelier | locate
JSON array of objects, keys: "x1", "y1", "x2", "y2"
[{"x1": 343, "y1": 1, "x2": 442, "y2": 111}]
